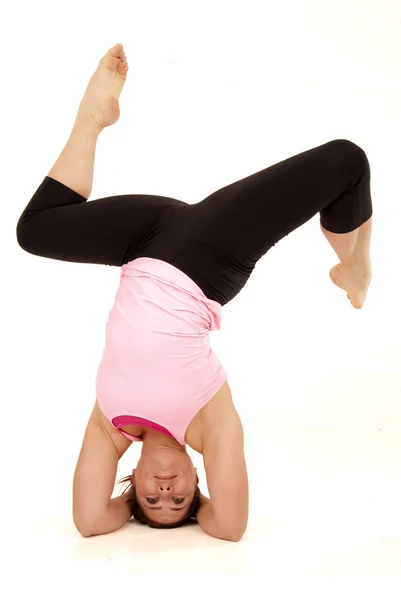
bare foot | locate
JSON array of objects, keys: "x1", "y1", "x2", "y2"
[
  {"x1": 329, "y1": 261, "x2": 372, "y2": 309},
  {"x1": 77, "y1": 43, "x2": 129, "y2": 131}
]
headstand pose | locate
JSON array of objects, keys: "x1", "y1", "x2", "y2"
[{"x1": 16, "y1": 44, "x2": 373, "y2": 542}]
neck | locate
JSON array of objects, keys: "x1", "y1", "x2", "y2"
[{"x1": 141, "y1": 429, "x2": 186, "y2": 453}]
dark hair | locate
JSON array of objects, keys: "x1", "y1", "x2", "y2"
[{"x1": 117, "y1": 475, "x2": 201, "y2": 529}]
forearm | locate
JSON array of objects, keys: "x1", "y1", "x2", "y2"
[
  {"x1": 76, "y1": 494, "x2": 132, "y2": 538},
  {"x1": 196, "y1": 494, "x2": 241, "y2": 542}
]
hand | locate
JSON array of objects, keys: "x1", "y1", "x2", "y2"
[
  {"x1": 199, "y1": 492, "x2": 210, "y2": 506},
  {"x1": 121, "y1": 489, "x2": 132, "y2": 503}
]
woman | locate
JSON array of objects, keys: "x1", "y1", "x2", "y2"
[{"x1": 16, "y1": 44, "x2": 373, "y2": 542}]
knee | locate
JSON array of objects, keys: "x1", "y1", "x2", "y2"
[
  {"x1": 16, "y1": 215, "x2": 35, "y2": 253},
  {"x1": 330, "y1": 139, "x2": 370, "y2": 179}
]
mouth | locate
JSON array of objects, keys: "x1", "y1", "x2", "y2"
[{"x1": 155, "y1": 475, "x2": 177, "y2": 480}]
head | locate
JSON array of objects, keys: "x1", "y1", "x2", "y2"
[{"x1": 118, "y1": 433, "x2": 201, "y2": 528}]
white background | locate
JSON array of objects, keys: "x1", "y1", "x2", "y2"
[{"x1": 1, "y1": 0, "x2": 401, "y2": 592}]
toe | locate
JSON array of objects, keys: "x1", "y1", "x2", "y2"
[
  {"x1": 102, "y1": 54, "x2": 120, "y2": 71},
  {"x1": 108, "y1": 43, "x2": 124, "y2": 58}
]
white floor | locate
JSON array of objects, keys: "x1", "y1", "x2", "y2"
[{"x1": 1, "y1": 426, "x2": 400, "y2": 597}]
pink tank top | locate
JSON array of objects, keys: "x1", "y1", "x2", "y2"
[{"x1": 95, "y1": 257, "x2": 227, "y2": 446}]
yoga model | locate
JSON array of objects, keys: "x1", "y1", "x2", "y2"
[{"x1": 16, "y1": 44, "x2": 373, "y2": 542}]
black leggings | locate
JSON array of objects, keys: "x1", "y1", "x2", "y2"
[{"x1": 16, "y1": 139, "x2": 372, "y2": 306}]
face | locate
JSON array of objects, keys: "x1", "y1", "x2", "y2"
[{"x1": 132, "y1": 446, "x2": 199, "y2": 525}]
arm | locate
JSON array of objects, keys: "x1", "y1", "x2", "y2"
[
  {"x1": 196, "y1": 495, "x2": 230, "y2": 541},
  {"x1": 197, "y1": 408, "x2": 249, "y2": 542},
  {"x1": 73, "y1": 400, "x2": 133, "y2": 537}
]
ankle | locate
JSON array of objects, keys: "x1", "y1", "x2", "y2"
[
  {"x1": 341, "y1": 256, "x2": 371, "y2": 274},
  {"x1": 74, "y1": 110, "x2": 104, "y2": 136}
]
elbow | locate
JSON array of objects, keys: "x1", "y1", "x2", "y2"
[
  {"x1": 73, "y1": 513, "x2": 96, "y2": 538},
  {"x1": 74, "y1": 521, "x2": 94, "y2": 538},
  {"x1": 225, "y1": 530, "x2": 245, "y2": 543},
  {"x1": 222, "y1": 516, "x2": 248, "y2": 543},
  {"x1": 78, "y1": 528, "x2": 94, "y2": 538},
  {"x1": 219, "y1": 523, "x2": 247, "y2": 543}
]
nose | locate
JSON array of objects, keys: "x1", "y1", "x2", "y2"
[
  {"x1": 154, "y1": 475, "x2": 176, "y2": 492},
  {"x1": 158, "y1": 483, "x2": 173, "y2": 491}
]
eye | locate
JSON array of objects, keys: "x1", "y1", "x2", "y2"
[{"x1": 146, "y1": 497, "x2": 185, "y2": 505}]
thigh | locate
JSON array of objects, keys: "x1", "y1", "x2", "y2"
[
  {"x1": 17, "y1": 176, "x2": 188, "y2": 267},
  {"x1": 190, "y1": 139, "x2": 363, "y2": 265},
  {"x1": 163, "y1": 139, "x2": 366, "y2": 306}
]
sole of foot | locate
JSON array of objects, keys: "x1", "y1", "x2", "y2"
[
  {"x1": 78, "y1": 43, "x2": 129, "y2": 131},
  {"x1": 329, "y1": 262, "x2": 372, "y2": 309}
]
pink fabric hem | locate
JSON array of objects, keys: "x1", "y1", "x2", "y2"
[{"x1": 112, "y1": 415, "x2": 174, "y2": 439}]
